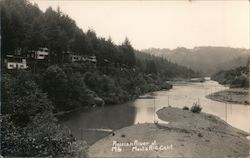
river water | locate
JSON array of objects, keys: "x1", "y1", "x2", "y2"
[{"x1": 60, "y1": 80, "x2": 250, "y2": 145}]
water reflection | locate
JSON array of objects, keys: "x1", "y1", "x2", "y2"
[
  {"x1": 133, "y1": 80, "x2": 250, "y2": 133},
  {"x1": 60, "y1": 104, "x2": 136, "y2": 145},
  {"x1": 60, "y1": 80, "x2": 250, "y2": 145}
]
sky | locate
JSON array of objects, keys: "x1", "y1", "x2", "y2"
[{"x1": 30, "y1": 0, "x2": 249, "y2": 50}]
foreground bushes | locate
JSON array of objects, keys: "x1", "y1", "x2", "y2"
[
  {"x1": 1, "y1": 114, "x2": 77, "y2": 157},
  {"x1": 182, "y1": 103, "x2": 202, "y2": 113},
  {"x1": 1, "y1": 73, "x2": 81, "y2": 157}
]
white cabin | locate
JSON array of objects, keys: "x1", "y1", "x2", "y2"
[
  {"x1": 63, "y1": 51, "x2": 97, "y2": 65},
  {"x1": 70, "y1": 54, "x2": 83, "y2": 62},
  {"x1": 36, "y1": 48, "x2": 49, "y2": 59},
  {"x1": 5, "y1": 55, "x2": 28, "y2": 69}
]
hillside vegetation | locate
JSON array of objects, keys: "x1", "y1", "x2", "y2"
[
  {"x1": 211, "y1": 66, "x2": 249, "y2": 88},
  {"x1": 1, "y1": 0, "x2": 199, "y2": 110},
  {"x1": 135, "y1": 51, "x2": 199, "y2": 80}
]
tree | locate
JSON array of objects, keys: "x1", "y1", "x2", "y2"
[
  {"x1": 2, "y1": 72, "x2": 53, "y2": 126},
  {"x1": 1, "y1": 0, "x2": 25, "y2": 53},
  {"x1": 121, "y1": 37, "x2": 136, "y2": 67},
  {"x1": 24, "y1": 17, "x2": 45, "y2": 50},
  {"x1": 146, "y1": 60, "x2": 157, "y2": 75},
  {"x1": 42, "y1": 65, "x2": 68, "y2": 110},
  {"x1": 67, "y1": 72, "x2": 96, "y2": 108}
]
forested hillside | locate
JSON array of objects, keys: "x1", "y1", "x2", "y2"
[
  {"x1": 143, "y1": 47, "x2": 249, "y2": 75},
  {"x1": 1, "y1": 0, "x2": 136, "y2": 66},
  {"x1": 211, "y1": 66, "x2": 249, "y2": 88},
  {"x1": 0, "y1": 0, "x2": 198, "y2": 156},
  {"x1": 135, "y1": 51, "x2": 199, "y2": 79},
  {"x1": 1, "y1": 0, "x2": 198, "y2": 110}
]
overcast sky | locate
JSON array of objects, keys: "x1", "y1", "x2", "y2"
[{"x1": 30, "y1": 0, "x2": 249, "y2": 50}]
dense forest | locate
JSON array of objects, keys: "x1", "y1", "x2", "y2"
[
  {"x1": 135, "y1": 51, "x2": 198, "y2": 79},
  {"x1": 143, "y1": 47, "x2": 249, "y2": 75},
  {"x1": 0, "y1": 0, "x2": 198, "y2": 156},
  {"x1": 211, "y1": 66, "x2": 249, "y2": 88}
]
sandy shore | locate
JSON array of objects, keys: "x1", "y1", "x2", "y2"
[
  {"x1": 207, "y1": 88, "x2": 249, "y2": 105},
  {"x1": 88, "y1": 107, "x2": 250, "y2": 157}
]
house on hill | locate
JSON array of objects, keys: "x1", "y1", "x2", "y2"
[
  {"x1": 27, "y1": 48, "x2": 49, "y2": 60},
  {"x1": 63, "y1": 51, "x2": 97, "y2": 66},
  {"x1": 4, "y1": 55, "x2": 28, "y2": 69}
]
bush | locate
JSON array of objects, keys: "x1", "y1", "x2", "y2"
[
  {"x1": 2, "y1": 74, "x2": 78, "y2": 157},
  {"x1": 2, "y1": 74, "x2": 53, "y2": 126},
  {"x1": 190, "y1": 102, "x2": 202, "y2": 113},
  {"x1": 1, "y1": 113, "x2": 76, "y2": 157},
  {"x1": 160, "y1": 82, "x2": 172, "y2": 90},
  {"x1": 182, "y1": 106, "x2": 189, "y2": 110}
]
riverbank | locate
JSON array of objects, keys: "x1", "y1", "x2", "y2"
[
  {"x1": 207, "y1": 88, "x2": 249, "y2": 105},
  {"x1": 88, "y1": 107, "x2": 250, "y2": 157},
  {"x1": 56, "y1": 82, "x2": 172, "y2": 119}
]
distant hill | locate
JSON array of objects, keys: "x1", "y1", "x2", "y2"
[{"x1": 143, "y1": 47, "x2": 249, "y2": 75}]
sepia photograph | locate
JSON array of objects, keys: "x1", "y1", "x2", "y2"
[{"x1": 0, "y1": 0, "x2": 250, "y2": 157}]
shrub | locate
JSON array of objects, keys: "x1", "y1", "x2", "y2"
[
  {"x1": 190, "y1": 102, "x2": 202, "y2": 113},
  {"x1": 198, "y1": 133, "x2": 203, "y2": 137},
  {"x1": 1, "y1": 114, "x2": 76, "y2": 157},
  {"x1": 182, "y1": 106, "x2": 189, "y2": 110},
  {"x1": 160, "y1": 82, "x2": 172, "y2": 90},
  {"x1": 2, "y1": 74, "x2": 78, "y2": 157}
]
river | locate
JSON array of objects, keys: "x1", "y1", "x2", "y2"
[{"x1": 60, "y1": 79, "x2": 250, "y2": 145}]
